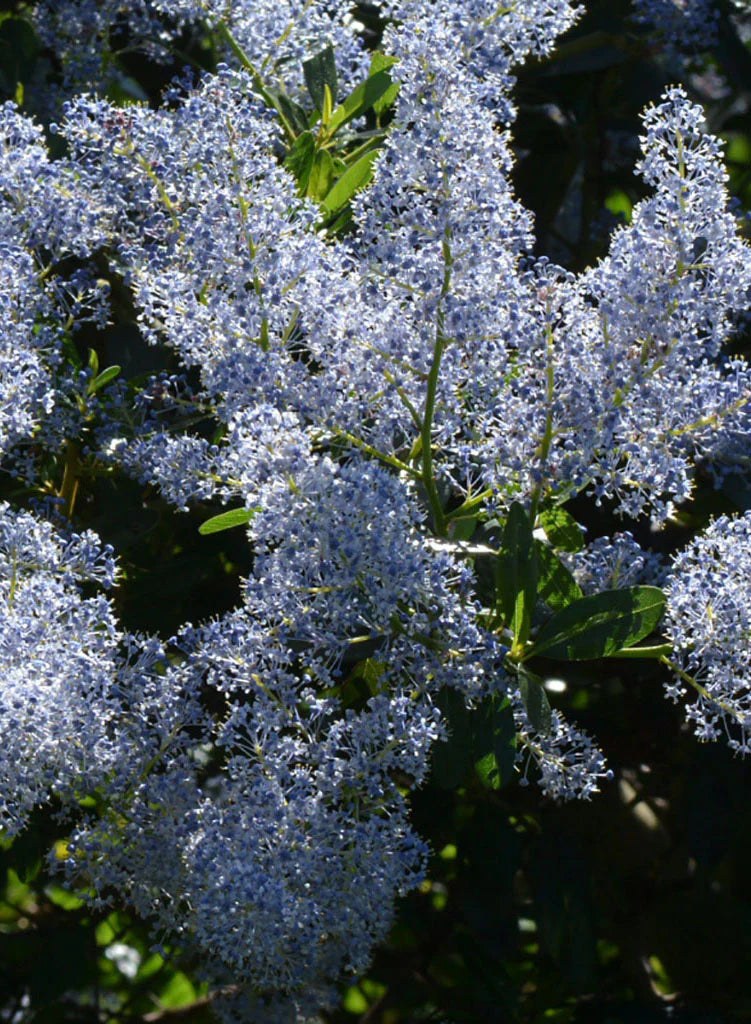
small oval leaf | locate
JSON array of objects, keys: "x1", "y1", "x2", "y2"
[
  {"x1": 88, "y1": 365, "x2": 121, "y2": 394},
  {"x1": 198, "y1": 507, "x2": 257, "y2": 536}
]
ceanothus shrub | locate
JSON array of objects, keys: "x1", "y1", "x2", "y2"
[{"x1": 1, "y1": 0, "x2": 750, "y2": 1019}]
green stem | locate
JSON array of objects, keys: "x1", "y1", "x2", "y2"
[
  {"x1": 225, "y1": 115, "x2": 270, "y2": 350},
  {"x1": 382, "y1": 369, "x2": 423, "y2": 432},
  {"x1": 336, "y1": 431, "x2": 421, "y2": 479},
  {"x1": 420, "y1": 233, "x2": 453, "y2": 536},
  {"x1": 130, "y1": 151, "x2": 181, "y2": 233},
  {"x1": 216, "y1": 22, "x2": 297, "y2": 144},
  {"x1": 261, "y1": 0, "x2": 316, "y2": 72},
  {"x1": 58, "y1": 441, "x2": 81, "y2": 519},
  {"x1": 530, "y1": 316, "x2": 556, "y2": 518},
  {"x1": 7, "y1": 553, "x2": 17, "y2": 608},
  {"x1": 481, "y1": 4, "x2": 514, "y2": 28},
  {"x1": 660, "y1": 654, "x2": 744, "y2": 722},
  {"x1": 444, "y1": 488, "x2": 493, "y2": 522},
  {"x1": 610, "y1": 643, "x2": 673, "y2": 659}
]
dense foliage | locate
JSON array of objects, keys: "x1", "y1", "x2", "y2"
[{"x1": 2, "y1": 1, "x2": 751, "y2": 1021}]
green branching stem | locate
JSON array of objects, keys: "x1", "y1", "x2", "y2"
[
  {"x1": 382, "y1": 368, "x2": 423, "y2": 432},
  {"x1": 342, "y1": 134, "x2": 387, "y2": 166},
  {"x1": 225, "y1": 115, "x2": 270, "y2": 350},
  {"x1": 530, "y1": 314, "x2": 556, "y2": 519},
  {"x1": 420, "y1": 232, "x2": 453, "y2": 536},
  {"x1": 131, "y1": 151, "x2": 181, "y2": 234},
  {"x1": 336, "y1": 431, "x2": 421, "y2": 479},
  {"x1": 481, "y1": 5, "x2": 514, "y2": 28},
  {"x1": 659, "y1": 653, "x2": 745, "y2": 722},
  {"x1": 444, "y1": 488, "x2": 494, "y2": 525},
  {"x1": 260, "y1": 0, "x2": 316, "y2": 72},
  {"x1": 216, "y1": 22, "x2": 297, "y2": 144}
]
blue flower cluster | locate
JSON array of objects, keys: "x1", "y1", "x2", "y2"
[
  {"x1": 0, "y1": 504, "x2": 120, "y2": 834},
  {"x1": 665, "y1": 513, "x2": 751, "y2": 753},
  {"x1": 632, "y1": 0, "x2": 720, "y2": 61},
  {"x1": 2, "y1": 0, "x2": 751, "y2": 1017},
  {"x1": 33, "y1": 0, "x2": 369, "y2": 107}
]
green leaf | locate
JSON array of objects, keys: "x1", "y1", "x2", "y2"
[
  {"x1": 326, "y1": 205, "x2": 354, "y2": 236},
  {"x1": 517, "y1": 666, "x2": 553, "y2": 735},
  {"x1": 535, "y1": 540, "x2": 582, "y2": 612},
  {"x1": 431, "y1": 687, "x2": 473, "y2": 789},
  {"x1": 432, "y1": 690, "x2": 518, "y2": 791},
  {"x1": 303, "y1": 44, "x2": 338, "y2": 112},
  {"x1": 0, "y1": 17, "x2": 38, "y2": 98},
  {"x1": 327, "y1": 68, "x2": 397, "y2": 135},
  {"x1": 156, "y1": 971, "x2": 198, "y2": 1009},
  {"x1": 198, "y1": 507, "x2": 257, "y2": 536},
  {"x1": 285, "y1": 130, "x2": 316, "y2": 192},
  {"x1": 88, "y1": 365, "x2": 121, "y2": 395},
  {"x1": 369, "y1": 52, "x2": 401, "y2": 114},
  {"x1": 526, "y1": 586, "x2": 666, "y2": 661},
  {"x1": 45, "y1": 884, "x2": 85, "y2": 911},
  {"x1": 348, "y1": 658, "x2": 388, "y2": 696},
  {"x1": 496, "y1": 502, "x2": 538, "y2": 647},
  {"x1": 107, "y1": 72, "x2": 149, "y2": 104},
  {"x1": 473, "y1": 695, "x2": 517, "y2": 789},
  {"x1": 266, "y1": 87, "x2": 309, "y2": 135},
  {"x1": 61, "y1": 333, "x2": 82, "y2": 370},
  {"x1": 539, "y1": 506, "x2": 584, "y2": 551},
  {"x1": 307, "y1": 148, "x2": 336, "y2": 202},
  {"x1": 321, "y1": 83, "x2": 334, "y2": 127},
  {"x1": 320, "y1": 150, "x2": 378, "y2": 214}
]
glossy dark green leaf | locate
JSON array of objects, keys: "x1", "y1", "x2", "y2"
[
  {"x1": 535, "y1": 540, "x2": 582, "y2": 612},
  {"x1": 303, "y1": 44, "x2": 338, "y2": 111},
  {"x1": 285, "y1": 130, "x2": 316, "y2": 191},
  {"x1": 198, "y1": 507, "x2": 257, "y2": 536},
  {"x1": 307, "y1": 148, "x2": 336, "y2": 202},
  {"x1": 108, "y1": 72, "x2": 149, "y2": 104},
  {"x1": 88, "y1": 365, "x2": 121, "y2": 395},
  {"x1": 432, "y1": 689, "x2": 518, "y2": 791},
  {"x1": 539, "y1": 506, "x2": 585, "y2": 551},
  {"x1": 431, "y1": 687, "x2": 473, "y2": 789},
  {"x1": 474, "y1": 695, "x2": 517, "y2": 789},
  {"x1": 369, "y1": 52, "x2": 401, "y2": 114},
  {"x1": 348, "y1": 658, "x2": 388, "y2": 696},
  {"x1": 267, "y1": 87, "x2": 309, "y2": 135},
  {"x1": 518, "y1": 666, "x2": 553, "y2": 735},
  {"x1": 327, "y1": 69, "x2": 396, "y2": 134},
  {"x1": 325, "y1": 205, "x2": 354, "y2": 236},
  {"x1": 526, "y1": 586, "x2": 666, "y2": 661},
  {"x1": 0, "y1": 17, "x2": 38, "y2": 97},
  {"x1": 496, "y1": 502, "x2": 537, "y2": 646},
  {"x1": 320, "y1": 150, "x2": 377, "y2": 213}
]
